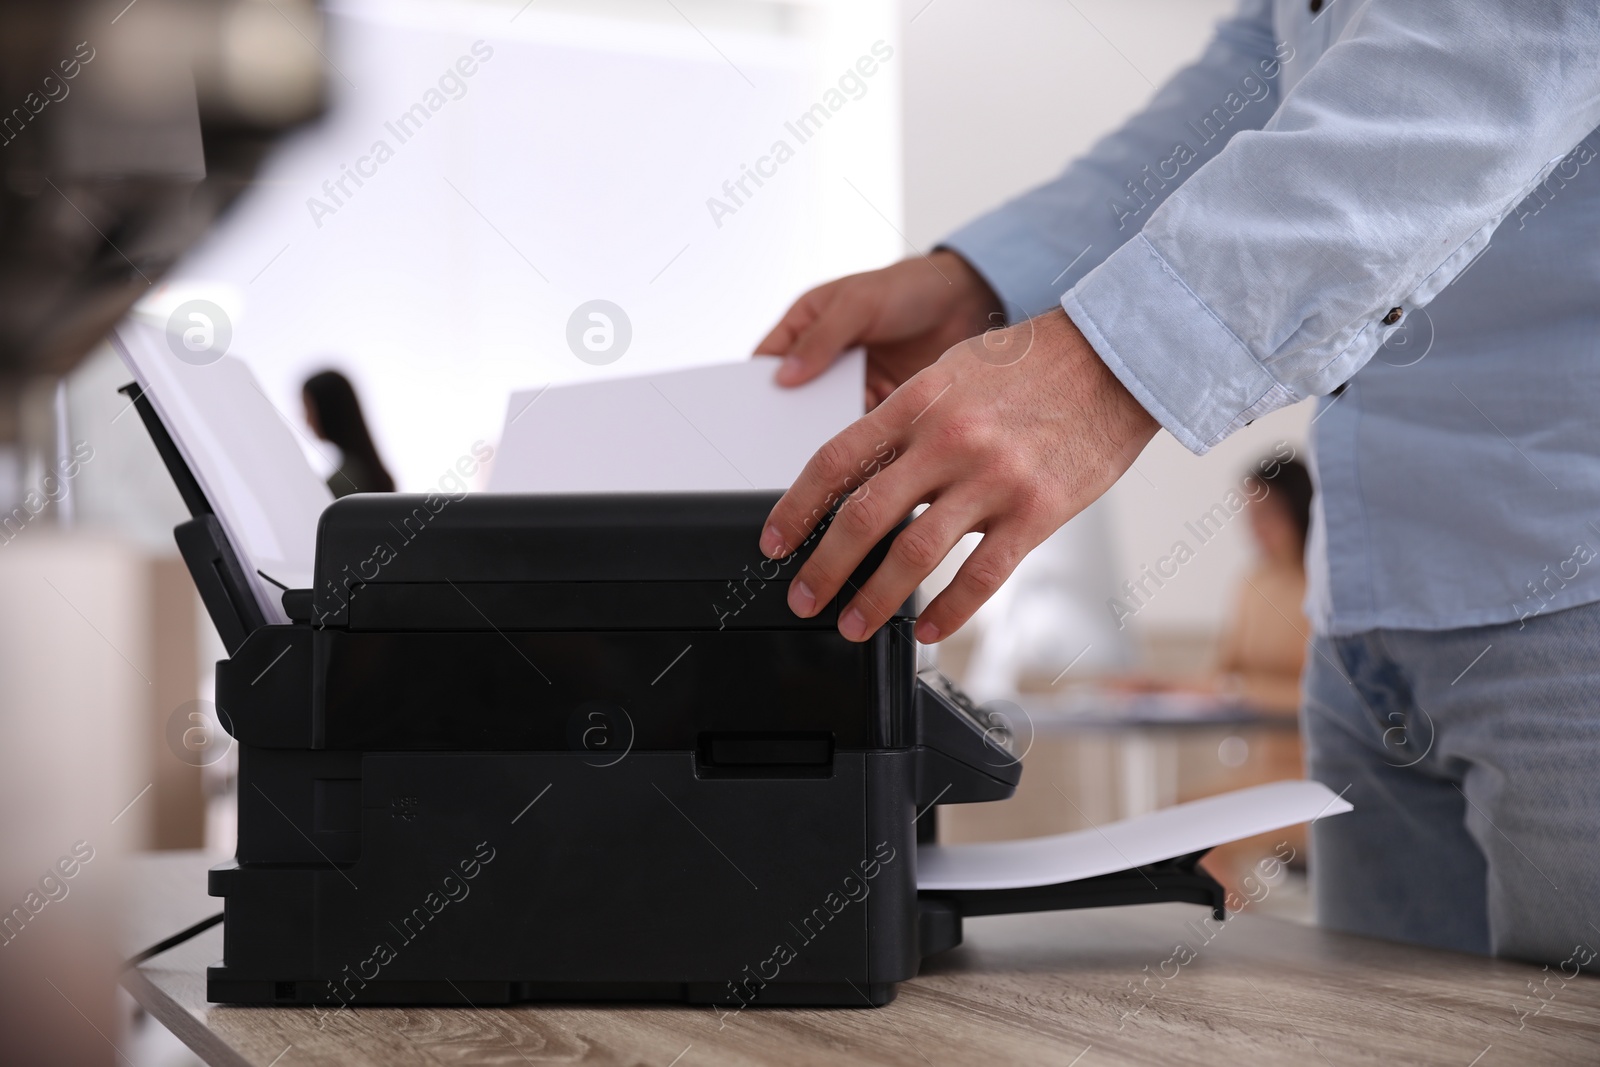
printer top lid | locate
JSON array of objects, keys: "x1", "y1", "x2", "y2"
[{"x1": 310, "y1": 491, "x2": 897, "y2": 630}]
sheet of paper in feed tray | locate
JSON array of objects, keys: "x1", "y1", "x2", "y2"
[
  {"x1": 490, "y1": 350, "x2": 864, "y2": 493},
  {"x1": 916, "y1": 780, "x2": 1352, "y2": 891},
  {"x1": 111, "y1": 320, "x2": 333, "y2": 626}
]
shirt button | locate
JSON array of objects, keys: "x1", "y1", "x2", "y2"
[
  {"x1": 1309, "y1": 0, "x2": 1324, "y2": 12},
  {"x1": 1382, "y1": 306, "x2": 1403, "y2": 325}
]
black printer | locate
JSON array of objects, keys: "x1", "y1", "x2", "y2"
[{"x1": 125, "y1": 382, "x2": 1225, "y2": 1010}]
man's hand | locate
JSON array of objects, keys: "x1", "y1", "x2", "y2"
[
  {"x1": 756, "y1": 251, "x2": 1003, "y2": 408},
  {"x1": 760, "y1": 308, "x2": 1158, "y2": 644}
]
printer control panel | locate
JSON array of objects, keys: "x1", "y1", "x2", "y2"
[{"x1": 911, "y1": 669, "x2": 1022, "y2": 807}]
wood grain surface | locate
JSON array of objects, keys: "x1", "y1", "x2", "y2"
[{"x1": 122, "y1": 851, "x2": 1600, "y2": 1066}]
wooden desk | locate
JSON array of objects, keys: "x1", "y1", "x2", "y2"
[{"x1": 124, "y1": 851, "x2": 1600, "y2": 1066}]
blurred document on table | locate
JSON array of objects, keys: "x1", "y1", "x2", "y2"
[{"x1": 490, "y1": 351, "x2": 864, "y2": 493}]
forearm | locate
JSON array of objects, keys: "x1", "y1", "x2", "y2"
[{"x1": 1067, "y1": 0, "x2": 1600, "y2": 453}]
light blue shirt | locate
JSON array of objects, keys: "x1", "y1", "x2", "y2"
[{"x1": 943, "y1": 0, "x2": 1600, "y2": 635}]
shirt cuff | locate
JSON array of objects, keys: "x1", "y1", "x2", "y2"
[
  {"x1": 1062, "y1": 233, "x2": 1297, "y2": 455},
  {"x1": 939, "y1": 211, "x2": 1085, "y2": 323}
]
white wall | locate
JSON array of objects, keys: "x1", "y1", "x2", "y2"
[
  {"x1": 152, "y1": 0, "x2": 903, "y2": 492},
  {"x1": 897, "y1": 0, "x2": 1312, "y2": 637}
]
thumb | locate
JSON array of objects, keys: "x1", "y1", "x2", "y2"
[
  {"x1": 755, "y1": 278, "x2": 842, "y2": 358},
  {"x1": 774, "y1": 290, "x2": 874, "y2": 388}
]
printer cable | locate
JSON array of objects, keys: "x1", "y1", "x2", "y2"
[{"x1": 122, "y1": 911, "x2": 224, "y2": 971}]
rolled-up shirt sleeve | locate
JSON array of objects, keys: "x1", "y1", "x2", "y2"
[
  {"x1": 1065, "y1": 1, "x2": 1600, "y2": 453},
  {"x1": 944, "y1": 0, "x2": 1284, "y2": 322}
]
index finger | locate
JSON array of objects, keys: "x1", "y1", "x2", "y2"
[{"x1": 759, "y1": 414, "x2": 900, "y2": 560}]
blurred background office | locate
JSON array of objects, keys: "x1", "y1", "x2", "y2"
[{"x1": 0, "y1": 1, "x2": 1326, "y2": 1061}]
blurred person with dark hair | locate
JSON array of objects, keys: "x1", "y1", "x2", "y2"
[
  {"x1": 1110, "y1": 454, "x2": 1315, "y2": 713},
  {"x1": 1213, "y1": 455, "x2": 1314, "y2": 713},
  {"x1": 1181, "y1": 454, "x2": 1318, "y2": 896},
  {"x1": 302, "y1": 369, "x2": 394, "y2": 497}
]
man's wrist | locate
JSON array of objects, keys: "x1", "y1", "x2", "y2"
[
  {"x1": 1048, "y1": 308, "x2": 1161, "y2": 451},
  {"x1": 930, "y1": 248, "x2": 1005, "y2": 335}
]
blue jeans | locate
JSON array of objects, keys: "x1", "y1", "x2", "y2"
[{"x1": 1302, "y1": 602, "x2": 1600, "y2": 967}]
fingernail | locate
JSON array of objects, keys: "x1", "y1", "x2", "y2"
[
  {"x1": 777, "y1": 355, "x2": 802, "y2": 384},
  {"x1": 840, "y1": 606, "x2": 867, "y2": 641},
  {"x1": 789, "y1": 580, "x2": 816, "y2": 617},
  {"x1": 761, "y1": 524, "x2": 787, "y2": 558},
  {"x1": 915, "y1": 619, "x2": 941, "y2": 643}
]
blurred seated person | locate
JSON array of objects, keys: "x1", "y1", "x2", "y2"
[
  {"x1": 1147, "y1": 455, "x2": 1317, "y2": 894},
  {"x1": 1212, "y1": 455, "x2": 1315, "y2": 715},
  {"x1": 1110, "y1": 455, "x2": 1315, "y2": 716},
  {"x1": 302, "y1": 369, "x2": 395, "y2": 497}
]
